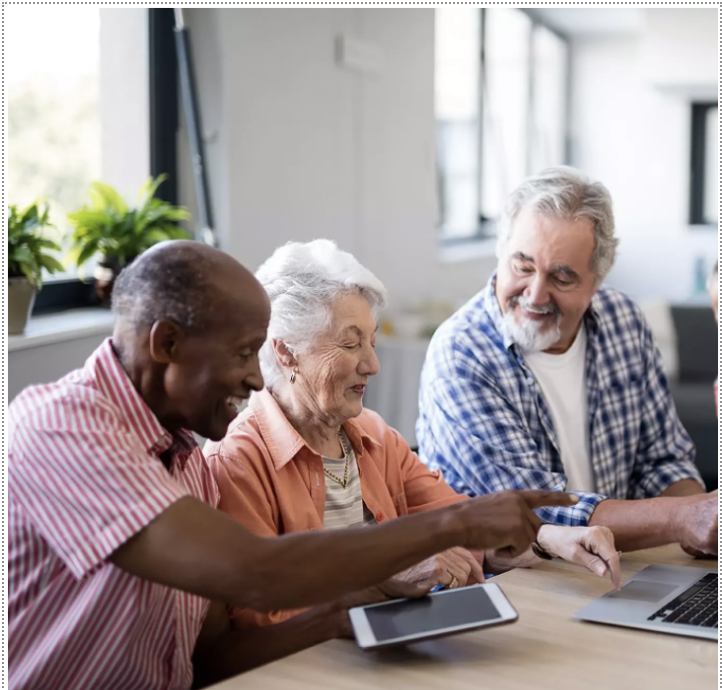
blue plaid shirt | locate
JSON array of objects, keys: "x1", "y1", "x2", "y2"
[{"x1": 417, "y1": 276, "x2": 702, "y2": 526}]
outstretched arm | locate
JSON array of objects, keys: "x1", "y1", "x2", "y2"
[
  {"x1": 588, "y1": 491, "x2": 717, "y2": 554},
  {"x1": 111, "y1": 490, "x2": 578, "y2": 613}
]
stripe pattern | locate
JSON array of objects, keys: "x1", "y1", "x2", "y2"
[
  {"x1": 322, "y1": 432, "x2": 376, "y2": 530},
  {"x1": 8, "y1": 339, "x2": 220, "y2": 690}
]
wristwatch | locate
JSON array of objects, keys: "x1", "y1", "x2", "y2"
[{"x1": 531, "y1": 540, "x2": 554, "y2": 560}]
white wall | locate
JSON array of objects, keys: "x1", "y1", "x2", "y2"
[
  {"x1": 569, "y1": 9, "x2": 718, "y2": 302},
  {"x1": 639, "y1": 8, "x2": 718, "y2": 96},
  {"x1": 181, "y1": 7, "x2": 718, "y2": 310},
  {"x1": 100, "y1": 9, "x2": 150, "y2": 199},
  {"x1": 180, "y1": 8, "x2": 495, "y2": 315}
]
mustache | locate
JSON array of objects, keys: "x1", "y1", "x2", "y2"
[{"x1": 508, "y1": 295, "x2": 561, "y2": 317}]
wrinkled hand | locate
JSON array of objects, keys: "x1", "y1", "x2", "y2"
[
  {"x1": 537, "y1": 525, "x2": 621, "y2": 589},
  {"x1": 455, "y1": 490, "x2": 579, "y2": 558},
  {"x1": 678, "y1": 490, "x2": 718, "y2": 558},
  {"x1": 396, "y1": 547, "x2": 485, "y2": 589},
  {"x1": 333, "y1": 579, "x2": 431, "y2": 639}
]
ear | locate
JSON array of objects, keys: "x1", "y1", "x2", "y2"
[
  {"x1": 149, "y1": 320, "x2": 186, "y2": 364},
  {"x1": 272, "y1": 339, "x2": 297, "y2": 370}
]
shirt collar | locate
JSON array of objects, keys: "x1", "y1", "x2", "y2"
[
  {"x1": 89, "y1": 338, "x2": 197, "y2": 467},
  {"x1": 249, "y1": 388, "x2": 381, "y2": 471},
  {"x1": 483, "y1": 272, "x2": 602, "y2": 354}
]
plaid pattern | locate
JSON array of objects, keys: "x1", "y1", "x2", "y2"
[{"x1": 417, "y1": 276, "x2": 702, "y2": 526}]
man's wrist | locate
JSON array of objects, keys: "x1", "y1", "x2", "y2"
[
  {"x1": 669, "y1": 497, "x2": 693, "y2": 543},
  {"x1": 435, "y1": 502, "x2": 469, "y2": 550},
  {"x1": 535, "y1": 524, "x2": 559, "y2": 558}
]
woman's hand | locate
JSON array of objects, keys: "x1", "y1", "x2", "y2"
[
  {"x1": 395, "y1": 547, "x2": 485, "y2": 589},
  {"x1": 537, "y1": 524, "x2": 621, "y2": 589},
  {"x1": 332, "y1": 549, "x2": 484, "y2": 639},
  {"x1": 332, "y1": 578, "x2": 432, "y2": 638}
]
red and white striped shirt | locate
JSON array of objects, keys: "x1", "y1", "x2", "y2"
[{"x1": 8, "y1": 339, "x2": 220, "y2": 690}]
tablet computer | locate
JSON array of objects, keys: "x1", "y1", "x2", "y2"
[{"x1": 348, "y1": 582, "x2": 518, "y2": 650}]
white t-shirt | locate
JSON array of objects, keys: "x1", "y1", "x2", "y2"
[{"x1": 523, "y1": 325, "x2": 596, "y2": 493}]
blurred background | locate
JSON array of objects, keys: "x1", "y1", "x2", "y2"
[{"x1": 6, "y1": 7, "x2": 719, "y2": 486}]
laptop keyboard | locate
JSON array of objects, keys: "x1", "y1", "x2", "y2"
[{"x1": 647, "y1": 572, "x2": 718, "y2": 628}]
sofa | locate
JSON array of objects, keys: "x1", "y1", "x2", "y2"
[{"x1": 667, "y1": 305, "x2": 718, "y2": 491}]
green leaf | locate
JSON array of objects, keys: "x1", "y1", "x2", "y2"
[
  {"x1": 6, "y1": 198, "x2": 63, "y2": 286},
  {"x1": 64, "y1": 176, "x2": 192, "y2": 269},
  {"x1": 136, "y1": 173, "x2": 167, "y2": 211},
  {"x1": 19, "y1": 263, "x2": 38, "y2": 284},
  {"x1": 33, "y1": 237, "x2": 62, "y2": 252},
  {"x1": 75, "y1": 240, "x2": 101, "y2": 267},
  {"x1": 38, "y1": 254, "x2": 65, "y2": 273},
  {"x1": 88, "y1": 181, "x2": 128, "y2": 215},
  {"x1": 9, "y1": 245, "x2": 35, "y2": 266}
]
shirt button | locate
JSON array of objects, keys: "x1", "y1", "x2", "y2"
[{"x1": 376, "y1": 512, "x2": 383, "y2": 522}]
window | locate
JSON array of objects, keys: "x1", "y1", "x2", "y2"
[
  {"x1": 7, "y1": 8, "x2": 154, "y2": 314},
  {"x1": 434, "y1": 7, "x2": 481, "y2": 241},
  {"x1": 435, "y1": 8, "x2": 568, "y2": 243},
  {"x1": 690, "y1": 102, "x2": 719, "y2": 226},
  {"x1": 7, "y1": 7, "x2": 101, "y2": 309}
]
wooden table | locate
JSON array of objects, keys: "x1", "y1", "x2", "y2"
[{"x1": 209, "y1": 545, "x2": 718, "y2": 690}]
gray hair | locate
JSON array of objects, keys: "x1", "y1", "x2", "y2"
[
  {"x1": 112, "y1": 247, "x2": 211, "y2": 330},
  {"x1": 496, "y1": 166, "x2": 619, "y2": 283},
  {"x1": 255, "y1": 239, "x2": 388, "y2": 390}
]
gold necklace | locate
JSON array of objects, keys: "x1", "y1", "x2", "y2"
[{"x1": 323, "y1": 431, "x2": 350, "y2": 488}]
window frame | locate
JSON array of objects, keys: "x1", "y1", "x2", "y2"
[
  {"x1": 436, "y1": 7, "x2": 570, "y2": 247},
  {"x1": 149, "y1": 8, "x2": 180, "y2": 207},
  {"x1": 689, "y1": 101, "x2": 718, "y2": 227},
  {"x1": 28, "y1": 9, "x2": 178, "y2": 316}
]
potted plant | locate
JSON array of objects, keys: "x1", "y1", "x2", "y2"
[
  {"x1": 8, "y1": 202, "x2": 65, "y2": 334},
  {"x1": 67, "y1": 174, "x2": 191, "y2": 305}
]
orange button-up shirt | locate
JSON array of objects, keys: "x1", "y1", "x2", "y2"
[{"x1": 203, "y1": 388, "x2": 466, "y2": 629}]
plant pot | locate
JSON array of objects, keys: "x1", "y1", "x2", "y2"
[
  {"x1": 94, "y1": 257, "x2": 134, "y2": 308},
  {"x1": 8, "y1": 276, "x2": 37, "y2": 334}
]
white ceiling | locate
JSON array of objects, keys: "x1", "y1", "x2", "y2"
[{"x1": 530, "y1": 9, "x2": 645, "y2": 36}]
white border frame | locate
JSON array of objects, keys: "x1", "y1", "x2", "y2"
[{"x1": 349, "y1": 582, "x2": 518, "y2": 650}]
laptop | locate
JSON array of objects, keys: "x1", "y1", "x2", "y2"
[{"x1": 575, "y1": 564, "x2": 717, "y2": 640}]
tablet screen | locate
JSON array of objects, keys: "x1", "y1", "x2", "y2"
[{"x1": 364, "y1": 586, "x2": 502, "y2": 642}]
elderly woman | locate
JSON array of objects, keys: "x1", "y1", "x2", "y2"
[{"x1": 204, "y1": 239, "x2": 620, "y2": 631}]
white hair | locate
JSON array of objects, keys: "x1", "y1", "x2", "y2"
[
  {"x1": 496, "y1": 166, "x2": 619, "y2": 284},
  {"x1": 255, "y1": 239, "x2": 388, "y2": 391},
  {"x1": 500, "y1": 307, "x2": 561, "y2": 353}
]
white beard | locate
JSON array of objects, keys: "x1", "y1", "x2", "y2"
[{"x1": 501, "y1": 309, "x2": 562, "y2": 353}]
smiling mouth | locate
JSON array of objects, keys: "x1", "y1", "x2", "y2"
[
  {"x1": 225, "y1": 395, "x2": 248, "y2": 413},
  {"x1": 350, "y1": 385, "x2": 366, "y2": 395},
  {"x1": 519, "y1": 306, "x2": 556, "y2": 321}
]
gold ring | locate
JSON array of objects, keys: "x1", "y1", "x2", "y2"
[{"x1": 449, "y1": 575, "x2": 458, "y2": 589}]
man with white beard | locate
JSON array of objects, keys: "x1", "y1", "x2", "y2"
[{"x1": 417, "y1": 166, "x2": 718, "y2": 557}]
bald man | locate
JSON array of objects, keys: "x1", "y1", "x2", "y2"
[{"x1": 8, "y1": 241, "x2": 576, "y2": 690}]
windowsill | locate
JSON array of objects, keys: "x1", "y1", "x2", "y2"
[
  {"x1": 8, "y1": 308, "x2": 115, "y2": 352},
  {"x1": 438, "y1": 237, "x2": 497, "y2": 263}
]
